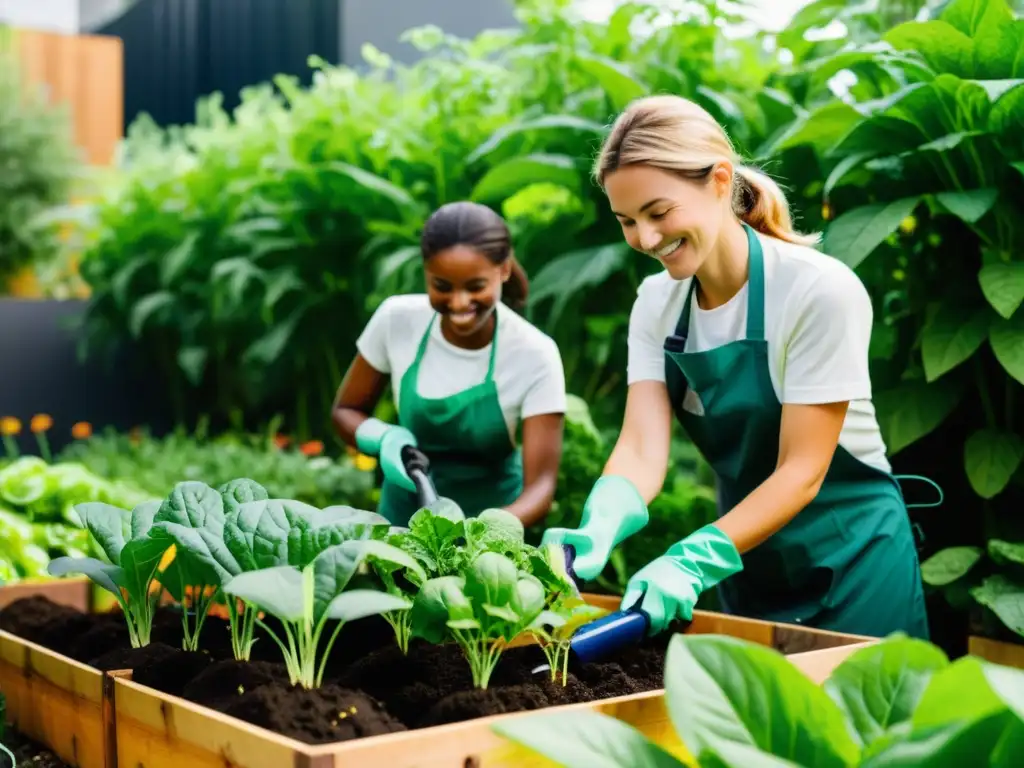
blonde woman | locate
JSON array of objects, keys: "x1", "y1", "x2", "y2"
[{"x1": 542, "y1": 95, "x2": 936, "y2": 639}]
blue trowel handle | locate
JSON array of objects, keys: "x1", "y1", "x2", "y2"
[
  {"x1": 569, "y1": 607, "x2": 650, "y2": 665},
  {"x1": 401, "y1": 445, "x2": 439, "y2": 507}
]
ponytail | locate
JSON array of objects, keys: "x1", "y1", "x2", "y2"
[
  {"x1": 501, "y1": 253, "x2": 529, "y2": 313},
  {"x1": 734, "y1": 166, "x2": 820, "y2": 247}
]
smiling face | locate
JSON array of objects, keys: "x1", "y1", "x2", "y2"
[
  {"x1": 425, "y1": 245, "x2": 511, "y2": 340},
  {"x1": 604, "y1": 163, "x2": 734, "y2": 280}
]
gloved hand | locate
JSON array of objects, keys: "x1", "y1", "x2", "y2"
[
  {"x1": 540, "y1": 475, "x2": 649, "y2": 581},
  {"x1": 355, "y1": 418, "x2": 418, "y2": 493},
  {"x1": 622, "y1": 523, "x2": 743, "y2": 635}
]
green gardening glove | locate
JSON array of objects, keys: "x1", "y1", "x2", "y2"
[
  {"x1": 541, "y1": 475, "x2": 650, "y2": 581},
  {"x1": 355, "y1": 418, "x2": 418, "y2": 493},
  {"x1": 622, "y1": 523, "x2": 743, "y2": 636}
]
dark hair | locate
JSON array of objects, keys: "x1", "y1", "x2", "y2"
[{"x1": 420, "y1": 201, "x2": 529, "y2": 312}]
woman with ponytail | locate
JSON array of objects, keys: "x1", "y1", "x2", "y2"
[
  {"x1": 333, "y1": 201, "x2": 566, "y2": 526},
  {"x1": 543, "y1": 95, "x2": 936, "y2": 640}
]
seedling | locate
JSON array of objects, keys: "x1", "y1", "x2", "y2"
[{"x1": 224, "y1": 539, "x2": 425, "y2": 688}]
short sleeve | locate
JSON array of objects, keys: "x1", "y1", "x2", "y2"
[
  {"x1": 520, "y1": 338, "x2": 567, "y2": 418},
  {"x1": 355, "y1": 298, "x2": 394, "y2": 373},
  {"x1": 782, "y1": 266, "x2": 874, "y2": 404},
  {"x1": 627, "y1": 279, "x2": 669, "y2": 384}
]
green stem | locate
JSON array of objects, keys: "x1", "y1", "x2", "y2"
[
  {"x1": 35, "y1": 433, "x2": 51, "y2": 463},
  {"x1": 383, "y1": 611, "x2": 412, "y2": 654},
  {"x1": 315, "y1": 620, "x2": 345, "y2": 688},
  {"x1": 1, "y1": 435, "x2": 17, "y2": 459},
  {"x1": 975, "y1": 357, "x2": 998, "y2": 428}
]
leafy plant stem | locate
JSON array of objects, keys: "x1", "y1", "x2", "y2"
[
  {"x1": 974, "y1": 357, "x2": 997, "y2": 428},
  {"x1": 120, "y1": 589, "x2": 156, "y2": 648},
  {"x1": 383, "y1": 610, "x2": 412, "y2": 654},
  {"x1": 453, "y1": 628, "x2": 504, "y2": 689},
  {"x1": 227, "y1": 597, "x2": 258, "y2": 661},
  {"x1": 180, "y1": 585, "x2": 216, "y2": 652}
]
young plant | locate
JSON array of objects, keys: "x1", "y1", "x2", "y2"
[
  {"x1": 47, "y1": 500, "x2": 168, "y2": 647},
  {"x1": 494, "y1": 632, "x2": 1024, "y2": 767},
  {"x1": 411, "y1": 551, "x2": 564, "y2": 689},
  {"x1": 223, "y1": 539, "x2": 425, "y2": 688},
  {"x1": 529, "y1": 597, "x2": 610, "y2": 687}
]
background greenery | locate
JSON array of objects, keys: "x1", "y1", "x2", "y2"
[{"x1": 3, "y1": 0, "x2": 1023, "y2": 648}]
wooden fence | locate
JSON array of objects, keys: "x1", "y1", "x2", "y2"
[{"x1": 11, "y1": 27, "x2": 124, "y2": 167}]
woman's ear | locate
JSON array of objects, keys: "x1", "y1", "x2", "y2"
[
  {"x1": 712, "y1": 162, "x2": 734, "y2": 198},
  {"x1": 500, "y1": 259, "x2": 513, "y2": 282}
]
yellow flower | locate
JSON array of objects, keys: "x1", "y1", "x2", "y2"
[
  {"x1": 30, "y1": 414, "x2": 53, "y2": 433},
  {"x1": 821, "y1": 201, "x2": 832, "y2": 221},
  {"x1": 899, "y1": 215, "x2": 917, "y2": 235},
  {"x1": 0, "y1": 417, "x2": 21, "y2": 436},
  {"x1": 354, "y1": 453, "x2": 377, "y2": 472}
]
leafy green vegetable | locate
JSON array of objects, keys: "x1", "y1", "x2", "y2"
[
  {"x1": 411, "y1": 551, "x2": 564, "y2": 688},
  {"x1": 223, "y1": 539, "x2": 424, "y2": 688},
  {"x1": 493, "y1": 632, "x2": 1024, "y2": 767},
  {"x1": 47, "y1": 500, "x2": 168, "y2": 647}
]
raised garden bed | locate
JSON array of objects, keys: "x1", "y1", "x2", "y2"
[
  {"x1": 968, "y1": 635, "x2": 1024, "y2": 669},
  {"x1": 0, "y1": 590, "x2": 873, "y2": 768},
  {"x1": 0, "y1": 577, "x2": 91, "y2": 612}
]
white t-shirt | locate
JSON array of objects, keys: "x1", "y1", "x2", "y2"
[
  {"x1": 356, "y1": 294, "x2": 566, "y2": 441},
  {"x1": 627, "y1": 230, "x2": 891, "y2": 474}
]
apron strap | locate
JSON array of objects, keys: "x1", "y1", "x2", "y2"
[
  {"x1": 893, "y1": 474, "x2": 944, "y2": 550},
  {"x1": 743, "y1": 223, "x2": 766, "y2": 342},
  {"x1": 669, "y1": 223, "x2": 766, "y2": 344},
  {"x1": 416, "y1": 311, "x2": 501, "y2": 381},
  {"x1": 485, "y1": 307, "x2": 500, "y2": 381}
]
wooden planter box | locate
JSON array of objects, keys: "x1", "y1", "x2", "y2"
[
  {"x1": 0, "y1": 630, "x2": 129, "y2": 768},
  {"x1": 968, "y1": 635, "x2": 1024, "y2": 669},
  {"x1": 112, "y1": 594, "x2": 876, "y2": 768},
  {"x1": 0, "y1": 576, "x2": 92, "y2": 612}
]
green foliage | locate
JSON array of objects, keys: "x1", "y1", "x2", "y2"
[
  {"x1": 493, "y1": 633, "x2": 1024, "y2": 767},
  {"x1": 57, "y1": 423, "x2": 377, "y2": 511},
  {"x1": 0, "y1": 43, "x2": 81, "y2": 286},
  {"x1": 67, "y1": 0, "x2": 791, "y2": 433}
]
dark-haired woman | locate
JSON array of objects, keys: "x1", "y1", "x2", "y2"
[{"x1": 332, "y1": 201, "x2": 567, "y2": 527}]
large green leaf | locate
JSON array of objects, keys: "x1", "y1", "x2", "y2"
[
  {"x1": 989, "y1": 539, "x2": 1024, "y2": 567},
  {"x1": 861, "y1": 711, "x2": 1019, "y2": 768},
  {"x1": 979, "y1": 262, "x2": 1024, "y2": 319},
  {"x1": 128, "y1": 292, "x2": 176, "y2": 338},
  {"x1": 824, "y1": 197, "x2": 921, "y2": 268},
  {"x1": 492, "y1": 710, "x2": 687, "y2": 768},
  {"x1": 574, "y1": 53, "x2": 649, "y2": 111},
  {"x1": 151, "y1": 481, "x2": 239, "y2": 583},
  {"x1": 765, "y1": 102, "x2": 861, "y2": 157},
  {"x1": 823, "y1": 638, "x2": 949, "y2": 746},
  {"x1": 530, "y1": 242, "x2": 631, "y2": 325},
  {"x1": 920, "y1": 546, "x2": 983, "y2": 587},
  {"x1": 874, "y1": 377, "x2": 964, "y2": 455},
  {"x1": 312, "y1": 539, "x2": 425, "y2": 620},
  {"x1": 663, "y1": 635, "x2": 859, "y2": 768},
  {"x1": 935, "y1": 188, "x2": 999, "y2": 223},
  {"x1": 989, "y1": 311, "x2": 1024, "y2": 385},
  {"x1": 72, "y1": 502, "x2": 130, "y2": 565},
  {"x1": 971, "y1": 575, "x2": 1024, "y2": 636},
  {"x1": 921, "y1": 305, "x2": 991, "y2": 381},
  {"x1": 222, "y1": 565, "x2": 305, "y2": 622},
  {"x1": 320, "y1": 162, "x2": 419, "y2": 216},
  {"x1": 964, "y1": 428, "x2": 1024, "y2": 498},
  {"x1": 885, "y1": 21, "x2": 975, "y2": 78},
  {"x1": 466, "y1": 115, "x2": 607, "y2": 165},
  {"x1": 47, "y1": 556, "x2": 122, "y2": 597},
  {"x1": 941, "y1": 0, "x2": 1014, "y2": 38},
  {"x1": 470, "y1": 154, "x2": 580, "y2": 203}
]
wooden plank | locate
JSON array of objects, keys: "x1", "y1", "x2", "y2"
[
  {"x1": 0, "y1": 629, "x2": 124, "y2": 768},
  {"x1": 0, "y1": 577, "x2": 92, "y2": 612},
  {"x1": 12, "y1": 28, "x2": 124, "y2": 166},
  {"x1": 968, "y1": 635, "x2": 1024, "y2": 670}
]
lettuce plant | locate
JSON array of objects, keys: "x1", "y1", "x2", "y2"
[
  {"x1": 410, "y1": 551, "x2": 564, "y2": 689},
  {"x1": 47, "y1": 500, "x2": 168, "y2": 647},
  {"x1": 378, "y1": 500, "x2": 576, "y2": 654},
  {"x1": 223, "y1": 539, "x2": 424, "y2": 688},
  {"x1": 528, "y1": 597, "x2": 609, "y2": 687},
  {"x1": 494, "y1": 633, "x2": 1024, "y2": 767},
  {"x1": 148, "y1": 478, "x2": 392, "y2": 658}
]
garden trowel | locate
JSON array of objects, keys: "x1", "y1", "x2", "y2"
[{"x1": 401, "y1": 445, "x2": 439, "y2": 507}]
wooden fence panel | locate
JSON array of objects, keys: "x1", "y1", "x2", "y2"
[{"x1": 12, "y1": 28, "x2": 123, "y2": 166}]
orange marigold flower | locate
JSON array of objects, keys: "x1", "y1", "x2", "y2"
[
  {"x1": 129, "y1": 426, "x2": 142, "y2": 446},
  {"x1": 71, "y1": 421, "x2": 93, "y2": 439},
  {"x1": 0, "y1": 417, "x2": 21, "y2": 436},
  {"x1": 273, "y1": 434, "x2": 291, "y2": 450},
  {"x1": 354, "y1": 453, "x2": 377, "y2": 472},
  {"x1": 300, "y1": 440, "x2": 324, "y2": 457},
  {"x1": 30, "y1": 414, "x2": 53, "y2": 433}
]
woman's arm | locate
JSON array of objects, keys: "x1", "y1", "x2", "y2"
[
  {"x1": 503, "y1": 413, "x2": 564, "y2": 526},
  {"x1": 714, "y1": 400, "x2": 848, "y2": 553},
  {"x1": 331, "y1": 354, "x2": 389, "y2": 447},
  {"x1": 603, "y1": 380, "x2": 674, "y2": 503}
]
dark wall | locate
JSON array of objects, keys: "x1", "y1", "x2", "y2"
[
  {"x1": 96, "y1": 0, "x2": 341, "y2": 130},
  {"x1": 0, "y1": 299, "x2": 174, "y2": 457}
]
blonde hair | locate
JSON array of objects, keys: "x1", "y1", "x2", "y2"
[{"x1": 595, "y1": 95, "x2": 820, "y2": 247}]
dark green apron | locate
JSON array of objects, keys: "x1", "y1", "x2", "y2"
[
  {"x1": 664, "y1": 224, "x2": 932, "y2": 639},
  {"x1": 377, "y1": 311, "x2": 523, "y2": 526}
]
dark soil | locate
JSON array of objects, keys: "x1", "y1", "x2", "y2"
[
  {"x1": 0, "y1": 596, "x2": 670, "y2": 746},
  {"x1": 0, "y1": 727, "x2": 69, "y2": 768}
]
